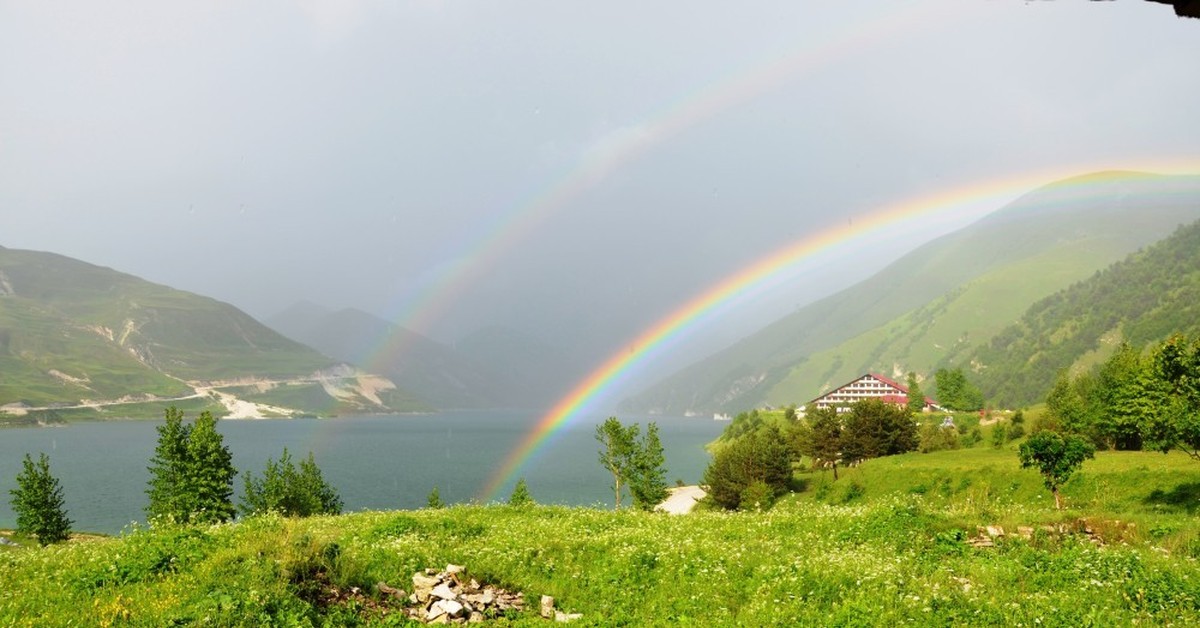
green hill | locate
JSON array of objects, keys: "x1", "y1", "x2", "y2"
[
  {"x1": 5, "y1": 446, "x2": 1200, "y2": 625},
  {"x1": 621, "y1": 171, "x2": 1200, "y2": 414},
  {"x1": 969, "y1": 218, "x2": 1200, "y2": 407},
  {"x1": 0, "y1": 247, "x2": 424, "y2": 420}
]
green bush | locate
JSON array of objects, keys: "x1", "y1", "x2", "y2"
[
  {"x1": 739, "y1": 481, "x2": 775, "y2": 511},
  {"x1": 241, "y1": 448, "x2": 343, "y2": 517},
  {"x1": 703, "y1": 426, "x2": 793, "y2": 510}
]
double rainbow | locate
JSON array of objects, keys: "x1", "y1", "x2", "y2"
[
  {"x1": 359, "y1": 4, "x2": 939, "y2": 375},
  {"x1": 478, "y1": 164, "x2": 1200, "y2": 501}
]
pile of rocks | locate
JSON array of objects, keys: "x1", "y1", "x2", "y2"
[
  {"x1": 967, "y1": 519, "x2": 1124, "y2": 549},
  {"x1": 376, "y1": 564, "x2": 579, "y2": 624},
  {"x1": 967, "y1": 525, "x2": 1007, "y2": 548}
]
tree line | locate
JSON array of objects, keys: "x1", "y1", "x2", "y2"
[
  {"x1": 11, "y1": 410, "x2": 669, "y2": 545},
  {"x1": 1043, "y1": 333, "x2": 1200, "y2": 458},
  {"x1": 8, "y1": 406, "x2": 343, "y2": 545},
  {"x1": 703, "y1": 396, "x2": 926, "y2": 511}
]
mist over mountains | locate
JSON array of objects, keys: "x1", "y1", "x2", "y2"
[
  {"x1": 4, "y1": 170, "x2": 1200, "y2": 421},
  {"x1": 620, "y1": 172, "x2": 1200, "y2": 415},
  {"x1": 265, "y1": 304, "x2": 577, "y2": 410}
]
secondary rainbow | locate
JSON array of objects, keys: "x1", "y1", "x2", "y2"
[
  {"x1": 478, "y1": 163, "x2": 1200, "y2": 501},
  {"x1": 358, "y1": 5, "x2": 936, "y2": 376}
]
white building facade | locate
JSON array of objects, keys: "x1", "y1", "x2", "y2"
[{"x1": 808, "y1": 373, "x2": 938, "y2": 413}]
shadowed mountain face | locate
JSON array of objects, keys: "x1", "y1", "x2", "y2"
[
  {"x1": 0, "y1": 247, "x2": 423, "y2": 418},
  {"x1": 266, "y1": 306, "x2": 576, "y2": 410},
  {"x1": 620, "y1": 172, "x2": 1200, "y2": 415}
]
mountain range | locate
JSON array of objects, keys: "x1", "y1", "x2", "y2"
[
  {"x1": 5, "y1": 170, "x2": 1200, "y2": 422},
  {"x1": 0, "y1": 247, "x2": 425, "y2": 422},
  {"x1": 620, "y1": 171, "x2": 1200, "y2": 414}
]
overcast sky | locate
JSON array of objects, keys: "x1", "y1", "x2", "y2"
[{"x1": 3, "y1": 1, "x2": 1199, "y2": 381}]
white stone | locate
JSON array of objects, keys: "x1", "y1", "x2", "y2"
[
  {"x1": 432, "y1": 583, "x2": 458, "y2": 600},
  {"x1": 413, "y1": 574, "x2": 439, "y2": 603},
  {"x1": 438, "y1": 599, "x2": 465, "y2": 618}
]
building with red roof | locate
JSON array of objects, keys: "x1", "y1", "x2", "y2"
[{"x1": 807, "y1": 372, "x2": 939, "y2": 413}]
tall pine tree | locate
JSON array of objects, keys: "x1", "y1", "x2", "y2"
[
  {"x1": 9, "y1": 453, "x2": 72, "y2": 545},
  {"x1": 630, "y1": 422, "x2": 669, "y2": 511},
  {"x1": 146, "y1": 407, "x2": 236, "y2": 525},
  {"x1": 906, "y1": 372, "x2": 925, "y2": 414},
  {"x1": 146, "y1": 406, "x2": 190, "y2": 522},
  {"x1": 186, "y1": 411, "x2": 237, "y2": 524}
]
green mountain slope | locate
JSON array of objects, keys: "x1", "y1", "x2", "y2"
[
  {"x1": 620, "y1": 171, "x2": 1200, "y2": 414},
  {"x1": 0, "y1": 247, "x2": 422, "y2": 419},
  {"x1": 765, "y1": 239, "x2": 1140, "y2": 405},
  {"x1": 970, "y1": 219, "x2": 1200, "y2": 407}
]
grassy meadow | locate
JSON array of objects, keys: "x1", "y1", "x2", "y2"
[{"x1": 4, "y1": 435, "x2": 1200, "y2": 626}]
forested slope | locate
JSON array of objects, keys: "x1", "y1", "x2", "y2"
[{"x1": 972, "y1": 219, "x2": 1200, "y2": 407}]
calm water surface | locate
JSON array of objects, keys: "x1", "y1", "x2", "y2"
[{"x1": 0, "y1": 411, "x2": 724, "y2": 534}]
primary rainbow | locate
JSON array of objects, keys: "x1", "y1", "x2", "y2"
[{"x1": 478, "y1": 163, "x2": 1200, "y2": 501}]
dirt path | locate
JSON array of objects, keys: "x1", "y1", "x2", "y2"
[{"x1": 655, "y1": 486, "x2": 706, "y2": 514}]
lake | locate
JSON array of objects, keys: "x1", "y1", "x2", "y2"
[{"x1": 0, "y1": 411, "x2": 725, "y2": 534}]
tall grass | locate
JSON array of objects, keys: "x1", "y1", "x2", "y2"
[{"x1": 4, "y1": 447, "x2": 1200, "y2": 625}]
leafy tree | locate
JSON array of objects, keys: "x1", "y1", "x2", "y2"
[
  {"x1": 595, "y1": 417, "x2": 638, "y2": 510},
  {"x1": 629, "y1": 422, "x2": 669, "y2": 511},
  {"x1": 9, "y1": 453, "x2": 72, "y2": 545},
  {"x1": 1045, "y1": 369, "x2": 1090, "y2": 436},
  {"x1": 146, "y1": 407, "x2": 236, "y2": 525},
  {"x1": 1092, "y1": 343, "x2": 1151, "y2": 450},
  {"x1": 793, "y1": 406, "x2": 843, "y2": 479},
  {"x1": 297, "y1": 453, "x2": 343, "y2": 515},
  {"x1": 783, "y1": 404, "x2": 798, "y2": 422},
  {"x1": 1141, "y1": 334, "x2": 1200, "y2": 460},
  {"x1": 241, "y1": 448, "x2": 342, "y2": 517},
  {"x1": 906, "y1": 372, "x2": 926, "y2": 414},
  {"x1": 426, "y1": 486, "x2": 445, "y2": 509},
  {"x1": 840, "y1": 398, "x2": 917, "y2": 463},
  {"x1": 594, "y1": 417, "x2": 670, "y2": 511},
  {"x1": 508, "y1": 477, "x2": 534, "y2": 507},
  {"x1": 1018, "y1": 431, "x2": 1095, "y2": 510},
  {"x1": 935, "y1": 368, "x2": 984, "y2": 411},
  {"x1": 703, "y1": 426, "x2": 793, "y2": 510}
]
